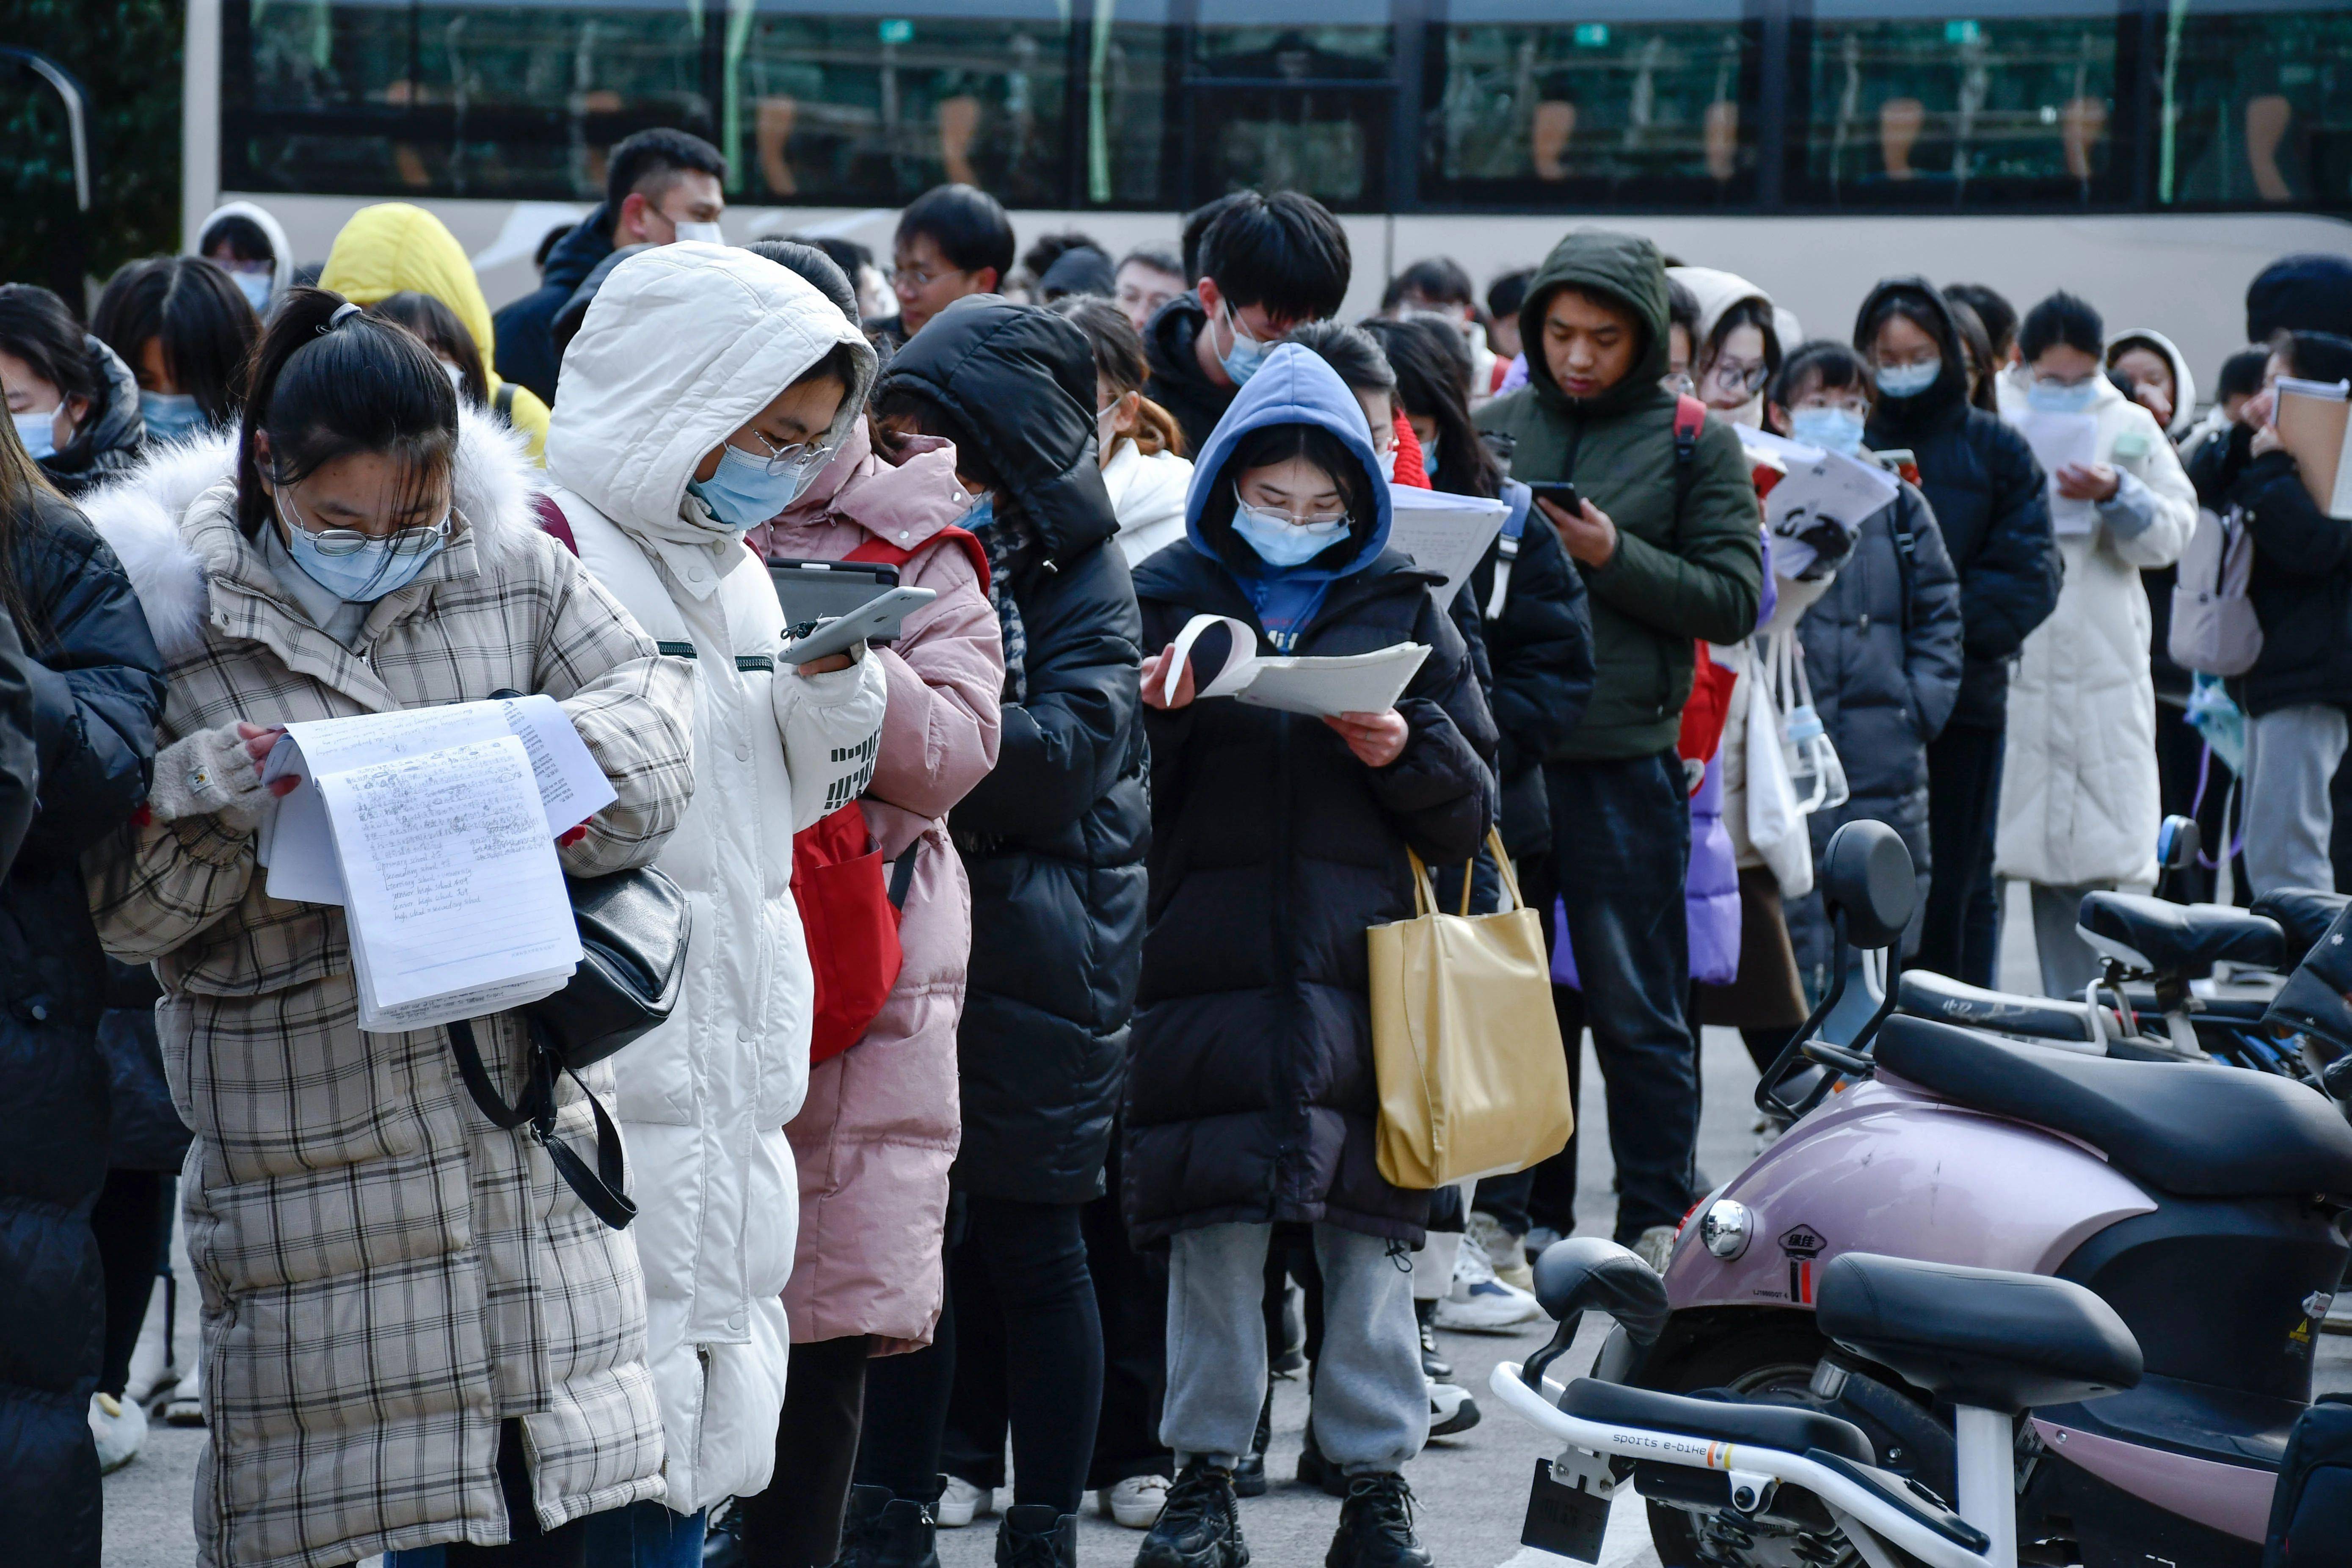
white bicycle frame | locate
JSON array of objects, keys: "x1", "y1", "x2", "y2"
[{"x1": 1489, "y1": 1361, "x2": 2018, "y2": 1568}]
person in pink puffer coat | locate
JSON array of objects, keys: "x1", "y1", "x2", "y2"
[{"x1": 735, "y1": 315, "x2": 1004, "y2": 1562}]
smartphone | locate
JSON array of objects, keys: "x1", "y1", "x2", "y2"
[
  {"x1": 780, "y1": 587, "x2": 938, "y2": 667},
  {"x1": 768, "y1": 558, "x2": 900, "y2": 630},
  {"x1": 1525, "y1": 480, "x2": 1583, "y2": 516}
]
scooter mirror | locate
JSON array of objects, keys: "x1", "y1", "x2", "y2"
[
  {"x1": 1530, "y1": 1237, "x2": 1671, "y2": 1345},
  {"x1": 1820, "y1": 821, "x2": 1916, "y2": 950}
]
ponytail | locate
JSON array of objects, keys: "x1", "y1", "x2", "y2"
[{"x1": 236, "y1": 288, "x2": 458, "y2": 539}]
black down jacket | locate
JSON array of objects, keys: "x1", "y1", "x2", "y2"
[
  {"x1": 39, "y1": 337, "x2": 146, "y2": 501},
  {"x1": 0, "y1": 493, "x2": 164, "y2": 1566},
  {"x1": 1123, "y1": 547, "x2": 1497, "y2": 1245},
  {"x1": 1855, "y1": 278, "x2": 2058, "y2": 732},
  {"x1": 2190, "y1": 429, "x2": 2352, "y2": 720},
  {"x1": 0, "y1": 609, "x2": 36, "y2": 878},
  {"x1": 1783, "y1": 481, "x2": 1965, "y2": 990},
  {"x1": 891, "y1": 301, "x2": 1150, "y2": 1206},
  {"x1": 1459, "y1": 481, "x2": 1594, "y2": 857}
]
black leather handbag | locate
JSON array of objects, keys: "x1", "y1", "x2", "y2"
[{"x1": 447, "y1": 864, "x2": 692, "y2": 1229}]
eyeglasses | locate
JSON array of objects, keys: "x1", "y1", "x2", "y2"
[
  {"x1": 743, "y1": 430, "x2": 837, "y2": 477},
  {"x1": 1234, "y1": 482, "x2": 1346, "y2": 528},
  {"x1": 1661, "y1": 372, "x2": 1696, "y2": 396},
  {"x1": 1705, "y1": 357, "x2": 1771, "y2": 397},
  {"x1": 895, "y1": 263, "x2": 965, "y2": 290},
  {"x1": 275, "y1": 488, "x2": 451, "y2": 557}
]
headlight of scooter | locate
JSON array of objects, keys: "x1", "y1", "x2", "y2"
[{"x1": 1699, "y1": 1199, "x2": 1751, "y2": 1259}]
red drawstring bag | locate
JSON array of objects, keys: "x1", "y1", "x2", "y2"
[
  {"x1": 794, "y1": 806, "x2": 917, "y2": 1065},
  {"x1": 1677, "y1": 642, "x2": 1739, "y2": 777}
]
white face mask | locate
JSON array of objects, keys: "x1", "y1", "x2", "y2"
[
  {"x1": 1376, "y1": 444, "x2": 1398, "y2": 482},
  {"x1": 672, "y1": 220, "x2": 724, "y2": 245}
]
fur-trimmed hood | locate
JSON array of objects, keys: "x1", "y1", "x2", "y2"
[{"x1": 76, "y1": 405, "x2": 543, "y2": 664}]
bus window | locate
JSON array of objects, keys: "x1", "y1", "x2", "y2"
[
  {"x1": 229, "y1": 0, "x2": 711, "y2": 199},
  {"x1": 1422, "y1": 2, "x2": 1758, "y2": 207},
  {"x1": 1792, "y1": 1, "x2": 2128, "y2": 208},
  {"x1": 732, "y1": 0, "x2": 1070, "y2": 209},
  {"x1": 1079, "y1": 0, "x2": 1177, "y2": 207},
  {"x1": 1185, "y1": 0, "x2": 1394, "y2": 211},
  {"x1": 2159, "y1": 0, "x2": 2352, "y2": 211}
]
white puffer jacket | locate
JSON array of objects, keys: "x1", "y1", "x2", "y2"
[
  {"x1": 1993, "y1": 370, "x2": 2197, "y2": 890},
  {"x1": 544, "y1": 243, "x2": 888, "y2": 1515},
  {"x1": 1104, "y1": 436, "x2": 1193, "y2": 567}
]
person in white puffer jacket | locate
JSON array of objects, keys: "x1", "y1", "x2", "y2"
[
  {"x1": 543, "y1": 242, "x2": 888, "y2": 1563},
  {"x1": 1993, "y1": 291, "x2": 2196, "y2": 997},
  {"x1": 1049, "y1": 295, "x2": 1196, "y2": 567}
]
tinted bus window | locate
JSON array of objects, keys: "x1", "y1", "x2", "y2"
[
  {"x1": 1423, "y1": 1, "x2": 1758, "y2": 207},
  {"x1": 1792, "y1": 0, "x2": 2128, "y2": 208},
  {"x1": 229, "y1": 0, "x2": 710, "y2": 198},
  {"x1": 733, "y1": 1, "x2": 1070, "y2": 209},
  {"x1": 1186, "y1": 0, "x2": 1394, "y2": 211},
  {"x1": 2159, "y1": 0, "x2": 2352, "y2": 211},
  {"x1": 1080, "y1": 0, "x2": 1177, "y2": 207}
]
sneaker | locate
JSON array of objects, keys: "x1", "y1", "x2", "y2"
[
  {"x1": 1427, "y1": 1379, "x2": 1481, "y2": 1439},
  {"x1": 1136, "y1": 1461, "x2": 1249, "y2": 1568},
  {"x1": 1631, "y1": 1224, "x2": 1678, "y2": 1273},
  {"x1": 937, "y1": 1476, "x2": 993, "y2": 1529},
  {"x1": 1099, "y1": 1475, "x2": 1170, "y2": 1529},
  {"x1": 1523, "y1": 1225, "x2": 1563, "y2": 1263},
  {"x1": 1431, "y1": 1235, "x2": 1544, "y2": 1332},
  {"x1": 1296, "y1": 1427, "x2": 1346, "y2": 1498},
  {"x1": 996, "y1": 1504, "x2": 1076, "y2": 1568},
  {"x1": 867, "y1": 1497, "x2": 942, "y2": 1568},
  {"x1": 1325, "y1": 1473, "x2": 1432, "y2": 1568},
  {"x1": 1465, "y1": 1211, "x2": 1533, "y2": 1293},
  {"x1": 1413, "y1": 1300, "x2": 1452, "y2": 1382},
  {"x1": 88, "y1": 1391, "x2": 146, "y2": 1474},
  {"x1": 1232, "y1": 1386, "x2": 1271, "y2": 1498}
]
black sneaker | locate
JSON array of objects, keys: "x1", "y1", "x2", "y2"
[
  {"x1": 1414, "y1": 1300, "x2": 1451, "y2": 1382},
  {"x1": 996, "y1": 1504, "x2": 1076, "y2": 1568},
  {"x1": 1136, "y1": 1461, "x2": 1250, "y2": 1568},
  {"x1": 826, "y1": 1483, "x2": 892, "y2": 1568},
  {"x1": 1232, "y1": 1386, "x2": 1272, "y2": 1498},
  {"x1": 1294, "y1": 1425, "x2": 1346, "y2": 1499},
  {"x1": 867, "y1": 1496, "x2": 941, "y2": 1568},
  {"x1": 1324, "y1": 1473, "x2": 1432, "y2": 1568}
]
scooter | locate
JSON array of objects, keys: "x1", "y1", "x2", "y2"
[{"x1": 1495, "y1": 821, "x2": 2352, "y2": 1568}]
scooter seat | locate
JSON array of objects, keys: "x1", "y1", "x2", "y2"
[
  {"x1": 1896, "y1": 969, "x2": 2104, "y2": 1043},
  {"x1": 2251, "y1": 887, "x2": 2349, "y2": 968},
  {"x1": 1816, "y1": 1254, "x2": 2141, "y2": 1415},
  {"x1": 1877, "y1": 1014, "x2": 2352, "y2": 1198},
  {"x1": 2077, "y1": 892, "x2": 2283, "y2": 979},
  {"x1": 1556, "y1": 1378, "x2": 1875, "y2": 1465}
]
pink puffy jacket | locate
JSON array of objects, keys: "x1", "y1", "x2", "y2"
[{"x1": 752, "y1": 421, "x2": 1004, "y2": 1352}]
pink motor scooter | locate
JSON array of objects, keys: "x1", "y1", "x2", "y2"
[{"x1": 1512, "y1": 821, "x2": 2352, "y2": 1568}]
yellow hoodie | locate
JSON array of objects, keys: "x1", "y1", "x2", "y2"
[{"x1": 317, "y1": 203, "x2": 553, "y2": 463}]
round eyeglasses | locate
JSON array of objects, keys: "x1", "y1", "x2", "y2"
[{"x1": 275, "y1": 488, "x2": 452, "y2": 557}]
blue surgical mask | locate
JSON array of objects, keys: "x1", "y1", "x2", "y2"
[
  {"x1": 1790, "y1": 405, "x2": 1868, "y2": 456},
  {"x1": 277, "y1": 492, "x2": 450, "y2": 602},
  {"x1": 685, "y1": 439, "x2": 829, "y2": 530},
  {"x1": 2027, "y1": 377, "x2": 2098, "y2": 414},
  {"x1": 139, "y1": 391, "x2": 206, "y2": 443},
  {"x1": 1875, "y1": 359, "x2": 1940, "y2": 399},
  {"x1": 964, "y1": 491, "x2": 995, "y2": 532},
  {"x1": 1231, "y1": 499, "x2": 1351, "y2": 569},
  {"x1": 1219, "y1": 303, "x2": 1275, "y2": 387},
  {"x1": 230, "y1": 270, "x2": 273, "y2": 314},
  {"x1": 12, "y1": 409, "x2": 56, "y2": 460}
]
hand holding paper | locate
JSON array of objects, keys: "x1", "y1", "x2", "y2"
[{"x1": 1157, "y1": 614, "x2": 1428, "y2": 719}]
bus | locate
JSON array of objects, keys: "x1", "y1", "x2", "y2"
[{"x1": 183, "y1": 0, "x2": 2352, "y2": 380}]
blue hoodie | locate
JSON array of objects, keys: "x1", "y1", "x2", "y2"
[{"x1": 1186, "y1": 342, "x2": 1393, "y2": 650}]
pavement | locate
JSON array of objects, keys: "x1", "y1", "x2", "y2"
[{"x1": 98, "y1": 1027, "x2": 2352, "y2": 1566}]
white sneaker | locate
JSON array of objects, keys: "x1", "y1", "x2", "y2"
[
  {"x1": 1096, "y1": 1474, "x2": 1169, "y2": 1528},
  {"x1": 1428, "y1": 1379, "x2": 1482, "y2": 1438},
  {"x1": 1632, "y1": 1224, "x2": 1679, "y2": 1273},
  {"x1": 89, "y1": 1392, "x2": 147, "y2": 1474},
  {"x1": 1464, "y1": 1211, "x2": 1535, "y2": 1292},
  {"x1": 936, "y1": 1475, "x2": 992, "y2": 1528},
  {"x1": 1432, "y1": 1234, "x2": 1545, "y2": 1332}
]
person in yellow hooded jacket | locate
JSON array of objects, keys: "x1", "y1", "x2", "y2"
[{"x1": 317, "y1": 202, "x2": 553, "y2": 463}]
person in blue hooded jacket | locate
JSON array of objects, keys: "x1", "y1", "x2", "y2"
[{"x1": 1122, "y1": 344, "x2": 1496, "y2": 1568}]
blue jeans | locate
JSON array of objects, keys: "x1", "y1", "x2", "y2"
[{"x1": 580, "y1": 1502, "x2": 706, "y2": 1568}]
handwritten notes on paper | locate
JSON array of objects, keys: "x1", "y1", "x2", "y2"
[{"x1": 1384, "y1": 487, "x2": 1511, "y2": 604}]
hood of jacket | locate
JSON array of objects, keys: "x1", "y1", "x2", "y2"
[
  {"x1": 750, "y1": 418, "x2": 972, "y2": 558},
  {"x1": 877, "y1": 297, "x2": 1116, "y2": 563},
  {"x1": 47, "y1": 333, "x2": 145, "y2": 484},
  {"x1": 1851, "y1": 276, "x2": 1970, "y2": 434},
  {"x1": 318, "y1": 202, "x2": 509, "y2": 382},
  {"x1": 1671, "y1": 265, "x2": 1780, "y2": 353},
  {"x1": 1183, "y1": 341, "x2": 1392, "y2": 578},
  {"x1": 2107, "y1": 326, "x2": 2199, "y2": 438},
  {"x1": 193, "y1": 200, "x2": 295, "y2": 296},
  {"x1": 545, "y1": 242, "x2": 877, "y2": 542},
  {"x1": 1517, "y1": 228, "x2": 1672, "y2": 418}
]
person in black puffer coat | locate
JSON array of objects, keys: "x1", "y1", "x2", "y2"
[
  {"x1": 1853, "y1": 277, "x2": 2056, "y2": 985},
  {"x1": 0, "y1": 610, "x2": 35, "y2": 878},
  {"x1": 852, "y1": 296, "x2": 1148, "y2": 1565},
  {"x1": 0, "y1": 285, "x2": 148, "y2": 500},
  {"x1": 1124, "y1": 343, "x2": 1494, "y2": 1568},
  {"x1": 0, "y1": 427, "x2": 166, "y2": 1567}
]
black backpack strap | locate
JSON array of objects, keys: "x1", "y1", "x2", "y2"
[
  {"x1": 494, "y1": 382, "x2": 518, "y2": 422},
  {"x1": 887, "y1": 847, "x2": 919, "y2": 910},
  {"x1": 1892, "y1": 513, "x2": 1919, "y2": 636},
  {"x1": 534, "y1": 1056, "x2": 638, "y2": 1231}
]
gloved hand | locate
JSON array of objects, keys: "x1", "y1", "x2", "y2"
[{"x1": 145, "y1": 723, "x2": 277, "y2": 831}]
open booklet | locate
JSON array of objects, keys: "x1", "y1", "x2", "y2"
[
  {"x1": 1382, "y1": 487, "x2": 1510, "y2": 603},
  {"x1": 1739, "y1": 429, "x2": 1901, "y2": 576},
  {"x1": 1161, "y1": 613, "x2": 1428, "y2": 719},
  {"x1": 256, "y1": 697, "x2": 617, "y2": 1033},
  {"x1": 2276, "y1": 376, "x2": 2352, "y2": 520}
]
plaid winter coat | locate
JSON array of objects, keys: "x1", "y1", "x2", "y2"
[{"x1": 79, "y1": 411, "x2": 694, "y2": 1568}]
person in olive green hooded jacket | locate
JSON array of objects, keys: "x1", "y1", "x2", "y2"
[{"x1": 1473, "y1": 227, "x2": 1760, "y2": 1264}]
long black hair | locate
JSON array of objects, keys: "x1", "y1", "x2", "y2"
[
  {"x1": 235, "y1": 289, "x2": 458, "y2": 539},
  {"x1": 0, "y1": 284, "x2": 102, "y2": 412},
  {"x1": 1361, "y1": 315, "x2": 1502, "y2": 499},
  {"x1": 94, "y1": 256, "x2": 261, "y2": 428},
  {"x1": 364, "y1": 290, "x2": 488, "y2": 405}
]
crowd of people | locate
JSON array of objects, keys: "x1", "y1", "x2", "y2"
[{"x1": 3, "y1": 121, "x2": 2350, "y2": 1568}]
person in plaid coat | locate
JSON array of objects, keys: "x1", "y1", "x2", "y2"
[{"x1": 80, "y1": 292, "x2": 694, "y2": 1568}]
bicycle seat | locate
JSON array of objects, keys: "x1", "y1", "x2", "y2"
[
  {"x1": 2077, "y1": 892, "x2": 2283, "y2": 978},
  {"x1": 1896, "y1": 969, "x2": 2104, "y2": 1046},
  {"x1": 2251, "y1": 887, "x2": 2349, "y2": 968},
  {"x1": 1816, "y1": 1254, "x2": 2140, "y2": 1415},
  {"x1": 1876, "y1": 1014, "x2": 2352, "y2": 1198},
  {"x1": 1556, "y1": 1378, "x2": 1875, "y2": 1465}
]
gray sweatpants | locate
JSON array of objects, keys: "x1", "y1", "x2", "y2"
[
  {"x1": 1163, "y1": 1222, "x2": 1428, "y2": 1474},
  {"x1": 2244, "y1": 703, "x2": 2348, "y2": 897}
]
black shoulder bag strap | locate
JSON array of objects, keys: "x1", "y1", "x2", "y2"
[{"x1": 445, "y1": 1016, "x2": 637, "y2": 1229}]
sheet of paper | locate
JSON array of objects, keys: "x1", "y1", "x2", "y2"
[
  {"x1": 316, "y1": 733, "x2": 579, "y2": 1031},
  {"x1": 1161, "y1": 613, "x2": 1430, "y2": 719},
  {"x1": 1383, "y1": 487, "x2": 1510, "y2": 604},
  {"x1": 2276, "y1": 379, "x2": 2352, "y2": 520},
  {"x1": 1739, "y1": 430, "x2": 1899, "y2": 578},
  {"x1": 2015, "y1": 411, "x2": 2101, "y2": 536}
]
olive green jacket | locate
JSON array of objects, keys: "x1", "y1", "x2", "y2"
[{"x1": 1477, "y1": 229, "x2": 1762, "y2": 760}]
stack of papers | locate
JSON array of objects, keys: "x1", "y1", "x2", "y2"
[
  {"x1": 2276, "y1": 377, "x2": 2352, "y2": 520},
  {"x1": 1384, "y1": 487, "x2": 1511, "y2": 602},
  {"x1": 1162, "y1": 613, "x2": 1428, "y2": 718},
  {"x1": 2013, "y1": 410, "x2": 2103, "y2": 536},
  {"x1": 258, "y1": 697, "x2": 615, "y2": 1032},
  {"x1": 1740, "y1": 430, "x2": 1901, "y2": 578}
]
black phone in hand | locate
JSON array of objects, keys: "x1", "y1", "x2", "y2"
[{"x1": 1525, "y1": 480, "x2": 1583, "y2": 517}]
